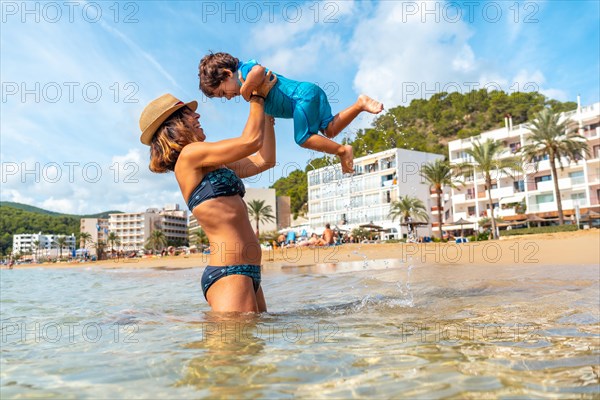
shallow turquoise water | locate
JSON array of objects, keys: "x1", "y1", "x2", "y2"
[{"x1": 1, "y1": 260, "x2": 599, "y2": 398}]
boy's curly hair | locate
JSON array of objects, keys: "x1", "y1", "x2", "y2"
[{"x1": 198, "y1": 52, "x2": 239, "y2": 97}]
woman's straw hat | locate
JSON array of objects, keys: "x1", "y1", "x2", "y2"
[{"x1": 139, "y1": 94, "x2": 198, "y2": 145}]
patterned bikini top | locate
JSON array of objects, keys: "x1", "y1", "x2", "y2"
[{"x1": 186, "y1": 168, "x2": 245, "y2": 211}]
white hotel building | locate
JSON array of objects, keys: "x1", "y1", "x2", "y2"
[
  {"x1": 448, "y1": 102, "x2": 600, "y2": 229},
  {"x1": 307, "y1": 148, "x2": 444, "y2": 236},
  {"x1": 12, "y1": 232, "x2": 76, "y2": 258},
  {"x1": 108, "y1": 204, "x2": 187, "y2": 250}
]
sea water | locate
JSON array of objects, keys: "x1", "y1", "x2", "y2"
[{"x1": 1, "y1": 260, "x2": 598, "y2": 398}]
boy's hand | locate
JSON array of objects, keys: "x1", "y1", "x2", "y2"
[
  {"x1": 240, "y1": 72, "x2": 252, "y2": 101},
  {"x1": 254, "y1": 71, "x2": 277, "y2": 98},
  {"x1": 239, "y1": 65, "x2": 267, "y2": 101}
]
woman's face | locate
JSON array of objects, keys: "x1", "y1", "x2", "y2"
[
  {"x1": 183, "y1": 108, "x2": 205, "y2": 141},
  {"x1": 213, "y1": 70, "x2": 240, "y2": 100}
]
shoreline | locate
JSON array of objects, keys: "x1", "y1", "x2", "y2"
[{"x1": 4, "y1": 229, "x2": 599, "y2": 271}]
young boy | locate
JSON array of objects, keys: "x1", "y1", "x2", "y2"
[{"x1": 199, "y1": 52, "x2": 384, "y2": 173}]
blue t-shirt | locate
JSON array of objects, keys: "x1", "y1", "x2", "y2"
[
  {"x1": 238, "y1": 60, "x2": 335, "y2": 145},
  {"x1": 238, "y1": 60, "x2": 300, "y2": 119}
]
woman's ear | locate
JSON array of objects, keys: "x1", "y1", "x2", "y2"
[{"x1": 224, "y1": 69, "x2": 234, "y2": 78}]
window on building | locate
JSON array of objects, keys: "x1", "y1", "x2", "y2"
[
  {"x1": 593, "y1": 145, "x2": 600, "y2": 159},
  {"x1": 513, "y1": 180, "x2": 525, "y2": 193},
  {"x1": 533, "y1": 154, "x2": 549, "y2": 162},
  {"x1": 535, "y1": 175, "x2": 552, "y2": 189},
  {"x1": 467, "y1": 206, "x2": 476, "y2": 216},
  {"x1": 509, "y1": 142, "x2": 521, "y2": 153},
  {"x1": 571, "y1": 192, "x2": 586, "y2": 206},
  {"x1": 536, "y1": 193, "x2": 554, "y2": 204},
  {"x1": 569, "y1": 170, "x2": 585, "y2": 185}
]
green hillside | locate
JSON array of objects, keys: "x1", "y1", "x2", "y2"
[
  {"x1": 0, "y1": 201, "x2": 119, "y2": 219},
  {"x1": 271, "y1": 90, "x2": 577, "y2": 217},
  {"x1": 0, "y1": 203, "x2": 122, "y2": 256}
]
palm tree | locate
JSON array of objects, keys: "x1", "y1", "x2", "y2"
[
  {"x1": 56, "y1": 236, "x2": 67, "y2": 259},
  {"x1": 32, "y1": 239, "x2": 40, "y2": 262},
  {"x1": 420, "y1": 159, "x2": 462, "y2": 239},
  {"x1": 522, "y1": 108, "x2": 590, "y2": 225},
  {"x1": 93, "y1": 240, "x2": 107, "y2": 260},
  {"x1": 79, "y1": 232, "x2": 92, "y2": 250},
  {"x1": 246, "y1": 200, "x2": 275, "y2": 237},
  {"x1": 192, "y1": 228, "x2": 208, "y2": 247},
  {"x1": 462, "y1": 139, "x2": 520, "y2": 239},
  {"x1": 389, "y1": 195, "x2": 429, "y2": 239},
  {"x1": 145, "y1": 230, "x2": 167, "y2": 253},
  {"x1": 107, "y1": 232, "x2": 121, "y2": 257}
]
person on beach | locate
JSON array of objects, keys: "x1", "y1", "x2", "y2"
[
  {"x1": 198, "y1": 52, "x2": 384, "y2": 173},
  {"x1": 139, "y1": 72, "x2": 277, "y2": 313},
  {"x1": 322, "y1": 223, "x2": 335, "y2": 245}
]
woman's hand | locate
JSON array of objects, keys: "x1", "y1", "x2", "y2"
[{"x1": 254, "y1": 71, "x2": 277, "y2": 98}]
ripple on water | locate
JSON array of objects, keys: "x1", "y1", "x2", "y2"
[{"x1": 1, "y1": 262, "x2": 598, "y2": 399}]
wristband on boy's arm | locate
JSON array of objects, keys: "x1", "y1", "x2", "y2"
[{"x1": 250, "y1": 93, "x2": 265, "y2": 101}]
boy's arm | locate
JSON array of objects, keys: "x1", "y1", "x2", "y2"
[{"x1": 240, "y1": 65, "x2": 267, "y2": 101}]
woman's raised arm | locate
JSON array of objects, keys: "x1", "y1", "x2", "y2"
[
  {"x1": 179, "y1": 72, "x2": 277, "y2": 169},
  {"x1": 227, "y1": 115, "x2": 276, "y2": 178}
]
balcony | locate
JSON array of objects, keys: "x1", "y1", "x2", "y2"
[
  {"x1": 535, "y1": 180, "x2": 554, "y2": 192},
  {"x1": 562, "y1": 198, "x2": 588, "y2": 210},
  {"x1": 528, "y1": 202, "x2": 557, "y2": 213}
]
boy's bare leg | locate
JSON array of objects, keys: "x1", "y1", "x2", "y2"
[
  {"x1": 324, "y1": 95, "x2": 384, "y2": 139},
  {"x1": 301, "y1": 134, "x2": 354, "y2": 174}
]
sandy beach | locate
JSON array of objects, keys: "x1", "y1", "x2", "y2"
[{"x1": 8, "y1": 229, "x2": 599, "y2": 270}]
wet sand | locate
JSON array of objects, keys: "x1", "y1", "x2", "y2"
[{"x1": 8, "y1": 229, "x2": 599, "y2": 270}]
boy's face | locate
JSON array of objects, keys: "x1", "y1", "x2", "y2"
[{"x1": 213, "y1": 70, "x2": 240, "y2": 100}]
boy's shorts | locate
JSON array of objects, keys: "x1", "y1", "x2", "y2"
[{"x1": 293, "y1": 82, "x2": 334, "y2": 146}]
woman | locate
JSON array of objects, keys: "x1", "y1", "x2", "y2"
[{"x1": 138, "y1": 73, "x2": 277, "y2": 312}]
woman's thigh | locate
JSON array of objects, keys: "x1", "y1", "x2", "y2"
[
  {"x1": 206, "y1": 274, "x2": 259, "y2": 312},
  {"x1": 256, "y1": 287, "x2": 267, "y2": 312}
]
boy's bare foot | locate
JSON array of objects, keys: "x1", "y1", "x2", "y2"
[
  {"x1": 358, "y1": 94, "x2": 384, "y2": 114},
  {"x1": 338, "y1": 144, "x2": 354, "y2": 174}
]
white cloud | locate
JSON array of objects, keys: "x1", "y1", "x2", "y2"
[{"x1": 349, "y1": 1, "x2": 484, "y2": 106}]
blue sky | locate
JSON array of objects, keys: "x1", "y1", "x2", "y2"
[{"x1": 1, "y1": 0, "x2": 598, "y2": 214}]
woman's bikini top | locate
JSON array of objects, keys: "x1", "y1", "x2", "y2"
[{"x1": 186, "y1": 168, "x2": 245, "y2": 212}]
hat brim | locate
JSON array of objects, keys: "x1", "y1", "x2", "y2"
[{"x1": 140, "y1": 100, "x2": 198, "y2": 145}]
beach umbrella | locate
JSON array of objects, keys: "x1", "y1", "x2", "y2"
[
  {"x1": 580, "y1": 210, "x2": 600, "y2": 221},
  {"x1": 452, "y1": 217, "x2": 471, "y2": 238},
  {"x1": 526, "y1": 214, "x2": 546, "y2": 228},
  {"x1": 359, "y1": 222, "x2": 384, "y2": 231}
]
